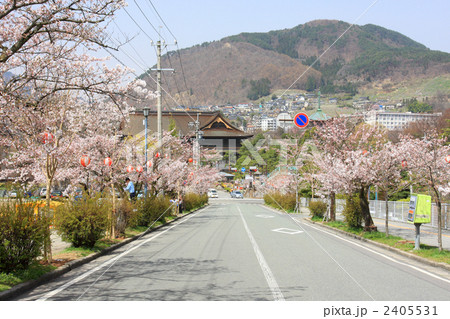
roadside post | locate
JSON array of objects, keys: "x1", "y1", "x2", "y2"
[{"x1": 407, "y1": 193, "x2": 432, "y2": 250}]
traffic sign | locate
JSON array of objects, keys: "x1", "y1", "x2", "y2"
[
  {"x1": 294, "y1": 113, "x2": 309, "y2": 128},
  {"x1": 241, "y1": 167, "x2": 246, "y2": 173}
]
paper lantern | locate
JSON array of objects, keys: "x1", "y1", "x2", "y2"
[
  {"x1": 155, "y1": 152, "x2": 160, "y2": 158},
  {"x1": 126, "y1": 165, "x2": 134, "y2": 173},
  {"x1": 80, "y1": 155, "x2": 90, "y2": 167},
  {"x1": 147, "y1": 160, "x2": 152, "y2": 167},
  {"x1": 446, "y1": 155, "x2": 450, "y2": 163},
  {"x1": 136, "y1": 165, "x2": 143, "y2": 173},
  {"x1": 188, "y1": 158, "x2": 193, "y2": 163},
  {"x1": 401, "y1": 160, "x2": 407, "y2": 168},
  {"x1": 104, "y1": 157, "x2": 112, "y2": 166},
  {"x1": 41, "y1": 132, "x2": 54, "y2": 144}
]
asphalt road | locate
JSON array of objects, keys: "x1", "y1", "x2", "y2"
[{"x1": 15, "y1": 192, "x2": 450, "y2": 301}]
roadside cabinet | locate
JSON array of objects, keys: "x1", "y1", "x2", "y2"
[{"x1": 407, "y1": 193, "x2": 431, "y2": 224}]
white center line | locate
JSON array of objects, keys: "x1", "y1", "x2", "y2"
[{"x1": 237, "y1": 206, "x2": 285, "y2": 301}]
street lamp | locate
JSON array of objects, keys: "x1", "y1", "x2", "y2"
[{"x1": 143, "y1": 107, "x2": 150, "y2": 197}]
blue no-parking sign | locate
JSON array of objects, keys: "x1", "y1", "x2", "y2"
[
  {"x1": 294, "y1": 113, "x2": 309, "y2": 128},
  {"x1": 241, "y1": 167, "x2": 246, "y2": 173}
]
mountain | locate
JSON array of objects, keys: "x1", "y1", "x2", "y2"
[{"x1": 140, "y1": 20, "x2": 450, "y2": 106}]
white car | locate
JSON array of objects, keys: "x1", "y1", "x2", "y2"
[{"x1": 208, "y1": 189, "x2": 218, "y2": 198}]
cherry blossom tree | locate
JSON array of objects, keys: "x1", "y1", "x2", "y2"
[
  {"x1": 313, "y1": 117, "x2": 385, "y2": 229},
  {"x1": 400, "y1": 130, "x2": 450, "y2": 251},
  {"x1": 371, "y1": 140, "x2": 410, "y2": 237}
]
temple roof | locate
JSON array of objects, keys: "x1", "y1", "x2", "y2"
[{"x1": 124, "y1": 111, "x2": 253, "y2": 139}]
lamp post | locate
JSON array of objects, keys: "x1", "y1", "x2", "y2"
[{"x1": 143, "y1": 107, "x2": 150, "y2": 197}]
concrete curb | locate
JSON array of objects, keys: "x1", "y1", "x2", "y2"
[
  {"x1": 0, "y1": 204, "x2": 208, "y2": 301},
  {"x1": 261, "y1": 204, "x2": 450, "y2": 272},
  {"x1": 304, "y1": 218, "x2": 450, "y2": 272}
]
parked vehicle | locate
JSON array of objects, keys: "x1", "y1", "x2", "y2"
[
  {"x1": 40, "y1": 188, "x2": 47, "y2": 198},
  {"x1": 51, "y1": 190, "x2": 63, "y2": 199}
]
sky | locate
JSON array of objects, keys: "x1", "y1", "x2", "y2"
[{"x1": 106, "y1": 0, "x2": 450, "y2": 76}]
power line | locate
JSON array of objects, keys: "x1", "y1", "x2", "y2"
[
  {"x1": 123, "y1": 7, "x2": 154, "y2": 43},
  {"x1": 145, "y1": 0, "x2": 193, "y2": 107},
  {"x1": 133, "y1": 0, "x2": 166, "y2": 42},
  {"x1": 146, "y1": 0, "x2": 177, "y2": 41}
]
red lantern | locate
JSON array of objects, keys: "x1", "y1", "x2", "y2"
[
  {"x1": 41, "y1": 132, "x2": 54, "y2": 144},
  {"x1": 362, "y1": 149, "x2": 368, "y2": 155},
  {"x1": 155, "y1": 152, "x2": 160, "y2": 158},
  {"x1": 147, "y1": 160, "x2": 152, "y2": 168},
  {"x1": 136, "y1": 165, "x2": 143, "y2": 173},
  {"x1": 188, "y1": 158, "x2": 193, "y2": 163},
  {"x1": 126, "y1": 165, "x2": 134, "y2": 173},
  {"x1": 401, "y1": 160, "x2": 407, "y2": 168},
  {"x1": 446, "y1": 155, "x2": 450, "y2": 163},
  {"x1": 80, "y1": 155, "x2": 90, "y2": 167},
  {"x1": 104, "y1": 157, "x2": 112, "y2": 166}
]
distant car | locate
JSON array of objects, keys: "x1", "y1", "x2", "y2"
[
  {"x1": 8, "y1": 190, "x2": 18, "y2": 198},
  {"x1": 208, "y1": 189, "x2": 218, "y2": 198},
  {"x1": 40, "y1": 188, "x2": 47, "y2": 198},
  {"x1": 51, "y1": 190, "x2": 63, "y2": 199},
  {"x1": 231, "y1": 190, "x2": 243, "y2": 199}
]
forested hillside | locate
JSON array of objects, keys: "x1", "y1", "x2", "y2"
[{"x1": 139, "y1": 20, "x2": 450, "y2": 106}]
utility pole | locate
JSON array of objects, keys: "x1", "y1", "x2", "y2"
[{"x1": 151, "y1": 31, "x2": 175, "y2": 149}]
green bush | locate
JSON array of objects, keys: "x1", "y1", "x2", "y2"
[
  {"x1": 183, "y1": 193, "x2": 208, "y2": 212},
  {"x1": 0, "y1": 200, "x2": 50, "y2": 272},
  {"x1": 343, "y1": 194, "x2": 363, "y2": 228},
  {"x1": 136, "y1": 195, "x2": 172, "y2": 227},
  {"x1": 309, "y1": 200, "x2": 327, "y2": 218},
  {"x1": 54, "y1": 194, "x2": 110, "y2": 248},
  {"x1": 264, "y1": 192, "x2": 296, "y2": 211}
]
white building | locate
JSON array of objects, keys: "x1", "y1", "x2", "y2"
[
  {"x1": 276, "y1": 112, "x2": 293, "y2": 131},
  {"x1": 261, "y1": 117, "x2": 277, "y2": 131},
  {"x1": 365, "y1": 111, "x2": 442, "y2": 130}
]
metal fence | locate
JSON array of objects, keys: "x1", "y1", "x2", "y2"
[{"x1": 299, "y1": 197, "x2": 449, "y2": 230}]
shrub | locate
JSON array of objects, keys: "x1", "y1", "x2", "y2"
[
  {"x1": 343, "y1": 194, "x2": 363, "y2": 228},
  {"x1": 309, "y1": 200, "x2": 327, "y2": 218},
  {"x1": 54, "y1": 194, "x2": 110, "y2": 248},
  {"x1": 136, "y1": 195, "x2": 172, "y2": 227},
  {"x1": 264, "y1": 192, "x2": 296, "y2": 211},
  {"x1": 0, "y1": 200, "x2": 50, "y2": 272},
  {"x1": 183, "y1": 193, "x2": 208, "y2": 212}
]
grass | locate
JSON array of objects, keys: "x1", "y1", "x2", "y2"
[
  {"x1": 0, "y1": 262, "x2": 56, "y2": 292},
  {"x1": 319, "y1": 220, "x2": 450, "y2": 265}
]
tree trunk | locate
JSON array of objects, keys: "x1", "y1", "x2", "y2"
[
  {"x1": 110, "y1": 175, "x2": 116, "y2": 239},
  {"x1": 330, "y1": 191, "x2": 336, "y2": 221},
  {"x1": 44, "y1": 177, "x2": 53, "y2": 263},
  {"x1": 437, "y1": 200, "x2": 442, "y2": 252},
  {"x1": 359, "y1": 186, "x2": 376, "y2": 231},
  {"x1": 385, "y1": 197, "x2": 389, "y2": 237}
]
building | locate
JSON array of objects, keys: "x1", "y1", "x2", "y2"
[
  {"x1": 124, "y1": 111, "x2": 253, "y2": 154},
  {"x1": 276, "y1": 112, "x2": 294, "y2": 131},
  {"x1": 261, "y1": 117, "x2": 277, "y2": 131},
  {"x1": 364, "y1": 111, "x2": 442, "y2": 130}
]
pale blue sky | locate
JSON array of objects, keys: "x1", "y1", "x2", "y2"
[{"x1": 108, "y1": 0, "x2": 450, "y2": 74}]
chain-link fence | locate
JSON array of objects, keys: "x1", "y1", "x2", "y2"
[{"x1": 299, "y1": 197, "x2": 449, "y2": 230}]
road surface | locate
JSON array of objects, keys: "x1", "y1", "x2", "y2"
[{"x1": 15, "y1": 191, "x2": 450, "y2": 301}]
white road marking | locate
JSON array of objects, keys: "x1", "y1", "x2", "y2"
[
  {"x1": 237, "y1": 206, "x2": 285, "y2": 301},
  {"x1": 37, "y1": 207, "x2": 209, "y2": 301},
  {"x1": 272, "y1": 228, "x2": 304, "y2": 235},
  {"x1": 256, "y1": 215, "x2": 275, "y2": 219},
  {"x1": 301, "y1": 221, "x2": 450, "y2": 285}
]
